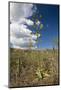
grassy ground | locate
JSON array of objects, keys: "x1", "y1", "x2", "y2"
[{"x1": 9, "y1": 48, "x2": 59, "y2": 87}]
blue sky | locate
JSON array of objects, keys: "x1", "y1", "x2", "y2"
[{"x1": 29, "y1": 4, "x2": 59, "y2": 49}]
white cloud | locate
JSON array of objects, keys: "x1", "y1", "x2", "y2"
[
  {"x1": 18, "y1": 18, "x2": 34, "y2": 26},
  {"x1": 10, "y1": 36, "x2": 36, "y2": 48},
  {"x1": 10, "y1": 23, "x2": 32, "y2": 38},
  {"x1": 10, "y1": 22, "x2": 39, "y2": 49},
  {"x1": 10, "y1": 3, "x2": 39, "y2": 49},
  {"x1": 36, "y1": 20, "x2": 40, "y2": 26},
  {"x1": 10, "y1": 3, "x2": 36, "y2": 22}
]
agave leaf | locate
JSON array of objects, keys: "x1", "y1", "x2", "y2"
[
  {"x1": 43, "y1": 72, "x2": 50, "y2": 77},
  {"x1": 36, "y1": 68, "x2": 43, "y2": 79}
]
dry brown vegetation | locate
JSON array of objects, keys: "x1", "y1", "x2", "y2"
[{"x1": 9, "y1": 48, "x2": 59, "y2": 87}]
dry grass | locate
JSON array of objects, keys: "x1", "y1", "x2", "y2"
[{"x1": 9, "y1": 48, "x2": 59, "y2": 87}]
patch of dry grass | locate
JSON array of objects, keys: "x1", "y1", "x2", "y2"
[{"x1": 9, "y1": 48, "x2": 59, "y2": 87}]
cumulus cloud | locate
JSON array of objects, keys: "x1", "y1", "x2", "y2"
[
  {"x1": 10, "y1": 23, "x2": 32, "y2": 38},
  {"x1": 10, "y1": 3, "x2": 39, "y2": 49},
  {"x1": 18, "y1": 18, "x2": 34, "y2": 26},
  {"x1": 10, "y1": 36, "x2": 36, "y2": 47},
  {"x1": 10, "y1": 3, "x2": 35, "y2": 22}
]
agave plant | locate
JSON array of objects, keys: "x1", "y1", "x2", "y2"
[
  {"x1": 35, "y1": 67, "x2": 44, "y2": 80},
  {"x1": 35, "y1": 67, "x2": 50, "y2": 80}
]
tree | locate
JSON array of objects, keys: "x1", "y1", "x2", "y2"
[{"x1": 29, "y1": 13, "x2": 44, "y2": 49}]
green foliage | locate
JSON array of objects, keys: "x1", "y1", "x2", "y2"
[
  {"x1": 40, "y1": 15, "x2": 43, "y2": 18},
  {"x1": 40, "y1": 23, "x2": 43, "y2": 30},
  {"x1": 31, "y1": 14, "x2": 44, "y2": 47},
  {"x1": 35, "y1": 32, "x2": 39, "y2": 37},
  {"x1": 35, "y1": 19, "x2": 39, "y2": 22},
  {"x1": 28, "y1": 13, "x2": 44, "y2": 50}
]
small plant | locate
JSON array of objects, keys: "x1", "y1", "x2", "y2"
[
  {"x1": 35, "y1": 67, "x2": 44, "y2": 80},
  {"x1": 35, "y1": 67, "x2": 50, "y2": 80}
]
